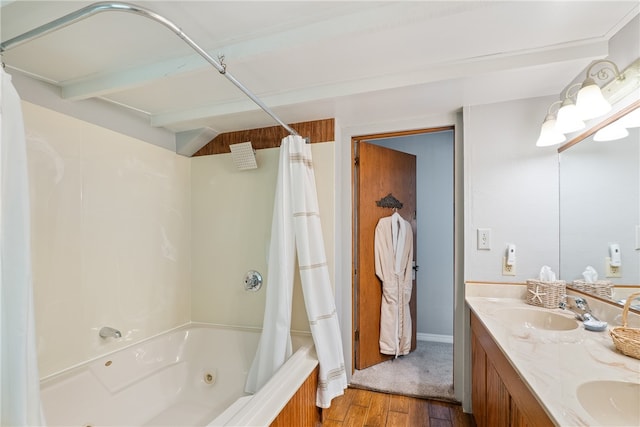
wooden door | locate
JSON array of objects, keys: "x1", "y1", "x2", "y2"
[{"x1": 354, "y1": 140, "x2": 417, "y2": 369}]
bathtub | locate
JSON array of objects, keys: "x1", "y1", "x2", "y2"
[{"x1": 39, "y1": 323, "x2": 318, "y2": 426}]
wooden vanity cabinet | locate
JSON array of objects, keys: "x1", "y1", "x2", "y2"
[{"x1": 471, "y1": 313, "x2": 554, "y2": 427}]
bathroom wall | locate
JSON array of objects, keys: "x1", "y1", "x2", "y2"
[
  {"x1": 463, "y1": 96, "x2": 560, "y2": 282},
  {"x1": 463, "y1": 14, "x2": 639, "y2": 284},
  {"x1": 24, "y1": 101, "x2": 191, "y2": 378},
  {"x1": 190, "y1": 143, "x2": 335, "y2": 332}
]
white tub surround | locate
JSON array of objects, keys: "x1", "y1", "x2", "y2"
[
  {"x1": 466, "y1": 282, "x2": 640, "y2": 426},
  {"x1": 24, "y1": 101, "x2": 191, "y2": 378},
  {"x1": 40, "y1": 324, "x2": 316, "y2": 427}
]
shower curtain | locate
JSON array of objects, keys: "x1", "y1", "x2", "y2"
[
  {"x1": 245, "y1": 135, "x2": 347, "y2": 408},
  {"x1": 1, "y1": 68, "x2": 45, "y2": 425}
]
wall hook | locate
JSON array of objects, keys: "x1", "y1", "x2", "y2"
[{"x1": 376, "y1": 193, "x2": 403, "y2": 209}]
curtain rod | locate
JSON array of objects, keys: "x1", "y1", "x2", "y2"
[{"x1": 0, "y1": 1, "x2": 300, "y2": 137}]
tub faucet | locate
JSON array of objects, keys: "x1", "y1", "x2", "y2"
[{"x1": 99, "y1": 326, "x2": 122, "y2": 339}]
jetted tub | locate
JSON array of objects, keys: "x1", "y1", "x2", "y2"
[{"x1": 40, "y1": 323, "x2": 317, "y2": 426}]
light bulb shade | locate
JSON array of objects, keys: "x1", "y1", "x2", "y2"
[
  {"x1": 576, "y1": 78, "x2": 612, "y2": 120},
  {"x1": 555, "y1": 100, "x2": 585, "y2": 134},
  {"x1": 593, "y1": 122, "x2": 629, "y2": 141},
  {"x1": 619, "y1": 108, "x2": 640, "y2": 128},
  {"x1": 536, "y1": 115, "x2": 566, "y2": 147}
]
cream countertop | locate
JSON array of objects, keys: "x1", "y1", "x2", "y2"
[{"x1": 466, "y1": 283, "x2": 640, "y2": 427}]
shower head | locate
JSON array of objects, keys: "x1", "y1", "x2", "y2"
[{"x1": 229, "y1": 141, "x2": 258, "y2": 170}]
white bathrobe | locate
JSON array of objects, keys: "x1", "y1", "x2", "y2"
[{"x1": 374, "y1": 212, "x2": 414, "y2": 357}]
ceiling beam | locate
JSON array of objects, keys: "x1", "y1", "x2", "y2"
[
  {"x1": 61, "y1": 53, "x2": 205, "y2": 100},
  {"x1": 175, "y1": 127, "x2": 219, "y2": 157},
  {"x1": 151, "y1": 39, "x2": 608, "y2": 129},
  {"x1": 58, "y1": 1, "x2": 487, "y2": 101}
]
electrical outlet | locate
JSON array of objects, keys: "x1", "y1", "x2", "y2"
[
  {"x1": 605, "y1": 257, "x2": 622, "y2": 278},
  {"x1": 477, "y1": 228, "x2": 491, "y2": 250},
  {"x1": 502, "y1": 256, "x2": 516, "y2": 276}
]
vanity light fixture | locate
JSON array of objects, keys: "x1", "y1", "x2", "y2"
[
  {"x1": 536, "y1": 100, "x2": 566, "y2": 147},
  {"x1": 575, "y1": 60, "x2": 623, "y2": 120},
  {"x1": 619, "y1": 107, "x2": 640, "y2": 128},
  {"x1": 593, "y1": 120, "x2": 630, "y2": 142},
  {"x1": 555, "y1": 83, "x2": 586, "y2": 134},
  {"x1": 536, "y1": 58, "x2": 638, "y2": 147}
]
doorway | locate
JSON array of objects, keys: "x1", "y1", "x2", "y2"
[{"x1": 351, "y1": 127, "x2": 455, "y2": 400}]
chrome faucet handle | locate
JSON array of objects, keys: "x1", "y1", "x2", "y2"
[
  {"x1": 565, "y1": 295, "x2": 589, "y2": 309},
  {"x1": 562, "y1": 295, "x2": 606, "y2": 330},
  {"x1": 244, "y1": 270, "x2": 263, "y2": 292}
]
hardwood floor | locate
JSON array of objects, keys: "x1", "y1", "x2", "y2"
[{"x1": 322, "y1": 388, "x2": 476, "y2": 427}]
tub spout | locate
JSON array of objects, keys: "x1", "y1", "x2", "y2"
[{"x1": 99, "y1": 326, "x2": 122, "y2": 339}]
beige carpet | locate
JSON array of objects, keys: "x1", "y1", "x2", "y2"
[{"x1": 349, "y1": 341, "x2": 455, "y2": 402}]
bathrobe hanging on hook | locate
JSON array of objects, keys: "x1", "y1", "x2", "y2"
[{"x1": 374, "y1": 211, "x2": 413, "y2": 357}]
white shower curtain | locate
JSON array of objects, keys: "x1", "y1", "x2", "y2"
[
  {"x1": 1, "y1": 68, "x2": 45, "y2": 425},
  {"x1": 245, "y1": 135, "x2": 347, "y2": 408}
]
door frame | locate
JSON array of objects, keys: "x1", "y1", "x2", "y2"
[{"x1": 351, "y1": 126, "x2": 454, "y2": 373}]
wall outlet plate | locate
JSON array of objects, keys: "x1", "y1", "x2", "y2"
[
  {"x1": 502, "y1": 256, "x2": 516, "y2": 276},
  {"x1": 605, "y1": 257, "x2": 622, "y2": 278},
  {"x1": 477, "y1": 228, "x2": 491, "y2": 250}
]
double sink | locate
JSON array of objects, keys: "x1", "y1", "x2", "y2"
[
  {"x1": 492, "y1": 306, "x2": 639, "y2": 426},
  {"x1": 466, "y1": 286, "x2": 640, "y2": 427}
]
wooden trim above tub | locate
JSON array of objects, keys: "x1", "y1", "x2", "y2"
[{"x1": 192, "y1": 118, "x2": 335, "y2": 157}]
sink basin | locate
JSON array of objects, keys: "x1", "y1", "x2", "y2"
[
  {"x1": 577, "y1": 381, "x2": 640, "y2": 426},
  {"x1": 494, "y1": 307, "x2": 579, "y2": 331}
]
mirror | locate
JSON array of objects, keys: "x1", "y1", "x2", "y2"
[{"x1": 559, "y1": 101, "x2": 640, "y2": 310}]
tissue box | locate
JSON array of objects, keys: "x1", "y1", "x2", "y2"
[
  {"x1": 525, "y1": 279, "x2": 566, "y2": 309},
  {"x1": 572, "y1": 280, "x2": 613, "y2": 298}
]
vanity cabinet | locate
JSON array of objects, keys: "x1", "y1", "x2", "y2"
[{"x1": 471, "y1": 313, "x2": 553, "y2": 427}]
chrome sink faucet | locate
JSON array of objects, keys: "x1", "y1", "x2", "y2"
[
  {"x1": 560, "y1": 295, "x2": 591, "y2": 320},
  {"x1": 560, "y1": 295, "x2": 608, "y2": 331},
  {"x1": 99, "y1": 326, "x2": 122, "y2": 339},
  {"x1": 561, "y1": 295, "x2": 603, "y2": 322}
]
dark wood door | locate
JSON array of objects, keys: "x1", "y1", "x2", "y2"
[{"x1": 354, "y1": 140, "x2": 417, "y2": 369}]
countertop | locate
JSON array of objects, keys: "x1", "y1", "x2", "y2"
[{"x1": 466, "y1": 283, "x2": 640, "y2": 426}]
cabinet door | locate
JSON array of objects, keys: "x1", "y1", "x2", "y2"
[
  {"x1": 510, "y1": 399, "x2": 529, "y2": 427},
  {"x1": 471, "y1": 313, "x2": 554, "y2": 427},
  {"x1": 471, "y1": 332, "x2": 487, "y2": 427},
  {"x1": 486, "y1": 358, "x2": 510, "y2": 427}
]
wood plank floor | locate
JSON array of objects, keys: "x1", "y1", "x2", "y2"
[{"x1": 322, "y1": 388, "x2": 476, "y2": 427}]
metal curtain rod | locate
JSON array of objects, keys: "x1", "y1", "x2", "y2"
[{"x1": 0, "y1": 1, "x2": 299, "y2": 137}]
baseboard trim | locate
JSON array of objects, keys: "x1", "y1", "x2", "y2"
[{"x1": 417, "y1": 332, "x2": 453, "y2": 344}]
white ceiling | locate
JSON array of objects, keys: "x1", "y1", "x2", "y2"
[{"x1": 1, "y1": 1, "x2": 638, "y2": 151}]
